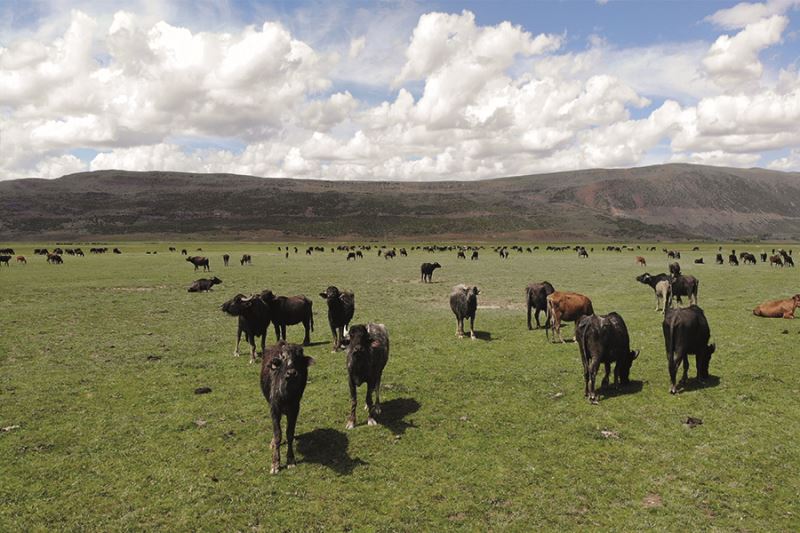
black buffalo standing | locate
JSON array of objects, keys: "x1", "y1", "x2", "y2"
[
  {"x1": 420, "y1": 262, "x2": 441, "y2": 283},
  {"x1": 221, "y1": 293, "x2": 271, "y2": 364},
  {"x1": 342, "y1": 323, "x2": 389, "y2": 429},
  {"x1": 576, "y1": 312, "x2": 639, "y2": 404},
  {"x1": 319, "y1": 286, "x2": 355, "y2": 352},
  {"x1": 260, "y1": 342, "x2": 314, "y2": 474},
  {"x1": 662, "y1": 305, "x2": 715, "y2": 394},
  {"x1": 526, "y1": 281, "x2": 555, "y2": 330},
  {"x1": 450, "y1": 284, "x2": 480, "y2": 339},
  {"x1": 186, "y1": 256, "x2": 210, "y2": 271},
  {"x1": 261, "y1": 291, "x2": 314, "y2": 345}
]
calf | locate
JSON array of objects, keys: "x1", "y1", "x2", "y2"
[
  {"x1": 186, "y1": 256, "x2": 210, "y2": 271},
  {"x1": 261, "y1": 291, "x2": 314, "y2": 345},
  {"x1": 0, "y1": 255, "x2": 10, "y2": 266},
  {"x1": 635, "y1": 256, "x2": 646, "y2": 267},
  {"x1": 319, "y1": 286, "x2": 356, "y2": 351},
  {"x1": 655, "y1": 280, "x2": 672, "y2": 313},
  {"x1": 223, "y1": 254, "x2": 230, "y2": 266},
  {"x1": 260, "y1": 342, "x2": 314, "y2": 474},
  {"x1": 576, "y1": 312, "x2": 639, "y2": 403},
  {"x1": 450, "y1": 284, "x2": 480, "y2": 339},
  {"x1": 662, "y1": 306, "x2": 715, "y2": 394},
  {"x1": 342, "y1": 324, "x2": 389, "y2": 429},
  {"x1": 545, "y1": 291, "x2": 594, "y2": 343},
  {"x1": 188, "y1": 277, "x2": 222, "y2": 292},
  {"x1": 752, "y1": 294, "x2": 800, "y2": 319},
  {"x1": 526, "y1": 281, "x2": 555, "y2": 330},
  {"x1": 221, "y1": 293, "x2": 272, "y2": 363},
  {"x1": 420, "y1": 262, "x2": 441, "y2": 283}
]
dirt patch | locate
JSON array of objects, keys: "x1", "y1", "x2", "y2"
[{"x1": 643, "y1": 494, "x2": 663, "y2": 508}]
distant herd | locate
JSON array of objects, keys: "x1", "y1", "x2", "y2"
[{"x1": 3, "y1": 242, "x2": 798, "y2": 473}]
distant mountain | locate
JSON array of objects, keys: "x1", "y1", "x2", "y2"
[{"x1": 1, "y1": 163, "x2": 799, "y2": 241}]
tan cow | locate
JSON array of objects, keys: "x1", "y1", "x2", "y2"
[
  {"x1": 635, "y1": 256, "x2": 647, "y2": 267},
  {"x1": 546, "y1": 291, "x2": 594, "y2": 343},
  {"x1": 753, "y1": 294, "x2": 800, "y2": 319}
]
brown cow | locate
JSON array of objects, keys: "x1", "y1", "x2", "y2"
[
  {"x1": 16, "y1": 256, "x2": 26, "y2": 264},
  {"x1": 635, "y1": 256, "x2": 646, "y2": 267},
  {"x1": 545, "y1": 291, "x2": 594, "y2": 343},
  {"x1": 753, "y1": 294, "x2": 800, "y2": 319},
  {"x1": 769, "y1": 255, "x2": 783, "y2": 267}
]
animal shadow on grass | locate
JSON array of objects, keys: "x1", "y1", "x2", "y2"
[
  {"x1": 303, "y1": 340, "x2": 329, "y2": 347},
  {"x1": 472, "y1": 330, "x2": 492, "y2": 341},
  {"x1": 599, "y1": 380, "x2": 644, "y2": 400},
  {"x1": 379, "y1": 397, "x2": 421, "y2": 436},
  {"x1": 681, "y1": 374, "x2": 721, "y2": 393},
  {"x1": 296, "y1": 428, "x2": 367, "y2": 475}
]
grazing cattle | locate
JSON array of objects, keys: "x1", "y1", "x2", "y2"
[
  {"x1": 400, "y1": 248, "x2": 408, "y2": 257},
  {"x1": 241, "y1": 254, "x2": 252, "y2": 266},
  {"x1": 347, "y1": 252, "x2": 357, "y2": 261},
  {"x1": 356, "y1": 251, "x2": 363, "y2": 259},
  {"x1": 181, "y1": 249, "x2": 187, "y2": 255},
  {"x1": 420, "y1": 262, "x2": 441, "y2": 283},
  {"x1": 578, "y1": 248, "x2": 589, "y2": 259},
  {"x1": 450, "y1": 284, "x2": 480, "y2": 339},
  {"x1": 261, "y1": 291, "x2": 314, "y2": 345},
  {"x1": 75, "y1": 249, "x2": 84, "y2": 257},
  {"x1": 186, "y1": 256, "x2": 210, "y2": 271},
  {"x1": 0, "y1": 248, "x2": 14, "y2": 254},
  {"x1": 635, "y1": 256, "x2": 646, "y2": 267},
  {"x1": 319, "y1": 286, "x2": 355, "y2": 351},
  {"x1": 260, "y1": 341, "x2": 314, "y2": 474},
  {"x1": 188, "y1": 277, "x2": 222, "y2": 292},
  {"x1": 471, "y1": 250, "x2": 479, "y2": 260},
  {"x1": 715, "y1": 253, "x2": 724, "y2": 265},
  {"x1": 662, "y1": 306, "x2": 715, "y2": 394},
  {"x1": 113, "y1": 248, "x2": 122, "y2": 254},
  {"x1": 16, "y1": 256, "x2": 26, "y2": 264},
  {"x1": 0, "y1": 255, "x2": 10, "y2": 266},
  {"x1": 169, "y1": 247, "x2": 177, "y2": 252},
  {"x1": 223, "y1": 254, "x2": 230, "y2": 266},
  {"x1": 576, "y1": 312, "x2": 639, "y2": 403},
  {"x1": 692, "y1": 246, "x2": 700, "y2": 251},
  {"x1": 47, "y1": 253, "x2": 63, "y2": 264},
  {"x1": 221, "y1": 293, "x2": 272, "y2": 363},
  {"x1": 636, "y1": 273, "x2": 672, "y2": 310},
  {"x1": 457, "y1": 250, "x2": 466, "y2": 259},
  {"x1": 728, "y1": 253, "x2": 739, "y2": 266},
  {"x1": 655, "y1": 280, "x2": 672, "y2": 313},
  {"x1": 782, "y1": 253, "x2": 795, "y2": 267},
  {"x1": 741, "y1": 252, "x2": 756, "y2": 265},
  {"x1": 694, "y1": 258, "x2": 704, "y2": 264},
  {"x1": 669, "y1": 262, "x2": 681, "y2": 277},
  {"x1": 752, "y1": 294, "x2": 800, "y2": 319},
  {"x1": 769, "y1": 254, "x2": 783, "y2": 267},
  {"x1": 342, "y1": 323, "x2": 389, "y2": 429},
  {"x1": 499, "y1": 248, "x2": 509, "y2": 259},
  {"x1": 526, "y1": 282, "x2": 555, "y2": 330},
  {"x1": 670, "y1": 274, "x2": 699, "y2": 306},
  {"x1": 760, "y1": 252, "x2": 768, "y2": 263},
  {"x1": 545, "y1": 291, "x2": 594, "y2": 344}
]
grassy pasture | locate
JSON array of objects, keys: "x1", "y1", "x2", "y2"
[{"x1": 1, "y1": 242, "x2": 799, "y2": 531}]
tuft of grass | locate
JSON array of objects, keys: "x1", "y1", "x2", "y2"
[{"x1": 1, "y1": 242, "x2": 799, "y2": 530}]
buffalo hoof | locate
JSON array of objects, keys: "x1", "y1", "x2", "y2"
[
  {"x1": 286, "y1": 462, "x2": 296, "y2": 469},
  {"x1": 233, "y1": 351, "x2": 240, "y2": 357},
  {"x1": 270, "y1": 465, "x2": 280, "y2": 475},
  {"x1": 345, "y1": 420, "x2": 355, "y2": 430},
  {"x1": 670, "y1": 387, "x2": 678, "y2": 395},
  {"x1": 373, "y1": 405, "x2": 381, "y2": 415},
  {"x1": 367, "y1": 417, "x2": 377, "y2": 426},
  {"x1": 590, "y1": 398, "x2": 599, "y2": 405}
]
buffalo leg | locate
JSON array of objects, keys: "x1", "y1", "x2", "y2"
[
  {"x1": 527, "y1": 304, "x2": 533, "y2": 330},
  {"x1": 270, "y1": 411, "x2": 282, "y2": 474},
  {"x1": 601, "y1": 362, "x2": 611, "y2": 389},
  {"x1": 374, "y1": 377, "x2": 382, "y2": 416},
  {"x1": 456, "y1": 318, "x2": 463, "y2": 338},
  {"x1": 668, "y1": 356, "x2": 678, "y2": 394},
  {"x1": 302, "y1": 320, "x2": 311, "y2": 346},
  {"x1": 286, "y1": 404, "x2": 299, "y2": 468},
  {"x1": 469, "y1": 316, "x2": 476, "y2": 340},
  {"x1": 365, "y1": 385, "x2": 377, "y2": 426},
  {"x1": 534, "y1": 308, "x2": 543, "y2": 329},
  {"x1": 330, "y1": 325, "x2": 339, "y2": 352},
  {"x1": 234, "y1": 326, "x2": 243, "y2": 357},
  {"x1": 249, "y1": 334, "x2": 257, "y2": 364},
  {"x1": 587, "y1": 358, "x2": 601, "y2": 404},
  {"x1": 680, "y1": 353, "x2": 689, "y2": 385},
  {"x1": 346, "y1": 378, "x2": 357, "y2": 429},
  {"x1": 260, "y1": 332, "x2": 266, "y2": 358}
]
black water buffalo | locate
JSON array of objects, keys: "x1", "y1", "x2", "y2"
[
  {"x1": 342, "y1": 323, "x2": 389, "y2": 429},
  {"x1": 670, "y1": 274, "x2": 699, "y2": 306},
  {"x1": 0, "y1": 255, "x2": 10, "y2": 266},
  {"x1": 260, "y1": 341, "x2": 314, "y2": 474},
  {"x1": 221, "y1": 293, "x2": 272, "y2": 363},
  {"x1": 457, "y1": 250, "x2": 466, "y2": 259},
  {"x1": 420, "y1": 262, "x2": 441, "y2": 283},
  {"x1": 261, "y1": 291, "x2": 314, "y2": 345},
  {"x1": 526, "y1": 281, "x2": 555, "y2": 330},
  {"x1": 181, "y1": 249, "x2": 187, "y2": 255},
  {"x1": 188, "y1": 277, "x2": 222, "y2": 292},
  {"x1": 669, "y1": 262, "x2": 681, "y2": 277},
  {"x1": 113, "y1": 248, "x2": 122, "y2": 254},
  {"x1": 760, "y1": 252, "x2": 768, "y2": 263},
  {"x1": 241, "y1": 254, "x2": 252, "y2": 266},
  {"x1": 347, "y1": 252, "x2": 357, "y2": 261},
  {"x1": 223, "y1": 254, "x2": 230, "y2": 266},
  {"x1": 728, "y1": 253, "x2": 739, "y2": 266},
  {"x1": 319, "y1": 286, "x2": 355, "y2": 352},
  {"x1": 715, "y1": 253, "x2": 724, "y2": 265},
  {"x1": 662, "y1": 305, "x2": 715, "y2": 394},
  {"x1": 694, "y1": 258, "x2": 704, "y2": 264},
  {"x1": 471, "y1": 251, "x2": 479, "y2": 260},
  {"x1": 186, "y1": 256, "x2": 210, "y2": 271},
  {"x1": 741, "y1": 252, "x2": 756, "y2": 265},
  {"x1": 47, "y1": 253, "x2": 63, "y2": 264},
  {"x1": 450, "y1": 284, "x2": 479, "y2": 339},
  {"x1": 576, "y1": 312, "x2": 639, "y2": 404}
]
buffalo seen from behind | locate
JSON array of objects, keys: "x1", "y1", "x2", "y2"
[
  {"x1": 260, "y1": 341, "x2": 314, "y2": 474},
  {"x1": 342, "y1": 323, "x2": 389, "y2": 429},
  {"x1": 526, "y1": 282, "x2": 555, "y2": 330},
  {"x1": 186, "y1": 256, "x2": 210, "y2": 271},
  {"x1": 319, "y1": 286, "x2": 355, "y2": 352},
  {"x1": 575, "y1": 312, "x2": 639, "y2": 404},
  {"x1": 188, "y1": 277, "x2": 222, "y2": 292},
  {"x1": 662, "y1": 305, "x2": 715, "y2": 394},
  {"x1": 450, "y1": 284, "x2": 480, "y2": 339}
]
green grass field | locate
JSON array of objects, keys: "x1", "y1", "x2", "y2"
[{"x1": 1, "y1": 242, "x2": 799, "y2": 531}]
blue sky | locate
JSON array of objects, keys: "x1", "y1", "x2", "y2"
[{"x1": 1, "y1": 0, "x2": 800, "y2": 180}]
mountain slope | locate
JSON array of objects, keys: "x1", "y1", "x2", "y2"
[{"x1": 1, "y1": 164, "x2": 799, "y2": 240}]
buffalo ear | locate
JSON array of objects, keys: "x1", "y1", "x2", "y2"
[
  {"x1": 708, "y1": 343, "x2": 716, "y2": 355},
  {"x1": 305, "y1": 356, "x2": 316, "y2": 367},
  {"x1": 632, "y1": 350, "x2": 640, "y2": 360},
  {"x1": 270, "y1": 358, "x2": 282, "y2": 370}
]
